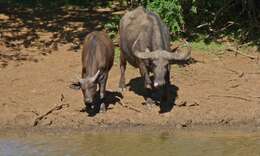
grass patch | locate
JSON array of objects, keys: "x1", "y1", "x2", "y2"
[
  {"x1": 191, "y1": 40, "x2": 225, "y2": 54},
  {"x1": 114, "y1": 47, "x2": 120, "y2": 64}
]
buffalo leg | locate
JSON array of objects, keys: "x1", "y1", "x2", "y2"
[
  {"x1": 119, "y1": 51, "x2": 127, "y2": 91},
  {"x1": 139, "y1": 62, "x2": 154, "y2": 105},
  {"x1": 99, "y1": 73, "x2": 108, "y2": 113},
  {"x1": 159, "y1": 68, "x2": 172, "y2": 113},
  {"x1": 161, "y1": 69, "x2": 170, "y2": 102},
  {"x1": 139, "y1": 62, "x2": 152, "y2": 89}
]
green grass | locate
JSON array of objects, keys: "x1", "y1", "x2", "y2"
[
  {"x1": 114, "y1": 47, "x2": 120, "y2": 64},
  {"x1": 191, "y1": 40, "x2": 226, "y2": 54}
]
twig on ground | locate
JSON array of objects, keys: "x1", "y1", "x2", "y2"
[
  {"x1": 24, "y1": 110, "x2": 39, "y2": 116},
  {"x1": 208, "y1": 95, "x2": 253, "y2": 102},
  {"x1": 230, "y1": 84, "x2": 240, "y2": 88},
  {"x1": 117, "y1": 101, "x2": 142, "y2": 113},
  {"x1": 33, "y1": 103, "x2": 69, "y2": 127},
  {"x1": 238, "y1": 41, "x2": 253, "y2": 48},
  {"x1": 219, "y1": 59, "x2": 244, "y2": 78},
  {"x1": 176, "y1": 101, "x2": 199, "y2": 107},
  {"x1": 223, "y1": 67, "x2": 244, "y2": 77},
  {"x1": 176, "y1": 101, "x2": 187, "y2": 107},
  {"x1": 226, "y1": 47, "x2": 258, "y2": 59},
  {"x1": 247, "y1": 72, "x2": 260, "y2": 75},
  {"x1": 33, "y1": 94, "x2": 69, "y2": 127}
]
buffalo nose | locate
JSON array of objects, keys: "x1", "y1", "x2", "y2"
[
  {"x1": 154, "y1": 82, "x2": 159, "y2": 87},
  {"x1": 154, "y1": 81, "x2": 164, "y2": 88}
]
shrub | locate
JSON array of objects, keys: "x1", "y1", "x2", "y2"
[{"x1": 147, "y1": 0, "x2": 184, "y2": 34}]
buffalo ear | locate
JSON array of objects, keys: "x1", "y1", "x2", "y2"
[
  {"x1": 69, "y1": 80, "x2": 82, "y2": 90},
  {"x1": 79, "y1": 79, "x2": 85, "y2": 85}
]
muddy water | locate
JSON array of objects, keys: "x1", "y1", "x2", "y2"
[{"x1": 0, "y1": 130, "x2": 260, "y2": 156}]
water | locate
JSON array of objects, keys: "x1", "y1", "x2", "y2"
[{"x1": 0, "y1": 130, "x2": 260, "y2": 156}]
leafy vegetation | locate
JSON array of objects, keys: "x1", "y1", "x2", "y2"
[
  {"x1": 147, "y1": 0, "x2": 184, "y2": 34},
  {"x1": 127, "y1": 0, "x2": 260, "y2": 49},
  {"x1": 0, "y1": 0, "x2": 259, "y2": 51},
  {"x1": 104, "y1": 15, "x2": 121, "y2": 39}
]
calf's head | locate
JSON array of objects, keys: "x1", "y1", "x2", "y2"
[
  {"x1": 78, "y1": 70, "x2": 100, "y2": 105},
  {"x1": 134, "y1": 43, "x2": 191, "y2": 88}
]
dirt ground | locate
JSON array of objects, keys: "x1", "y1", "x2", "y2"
[{"x1": 1, "y1": 42, "x2": 260, "y2": 132}]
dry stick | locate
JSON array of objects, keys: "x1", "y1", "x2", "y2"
[
  {"x1": 223, "y1": 66, "x2": 244, "y2": 77},
  {"x1": 219, "y1": 60, "x2": 244, "y2": 77},
  {"x1": 117, "y1": 101, "x2": 142, "y2": 113},
  {"x1": 248, "y1": 72, "x2": 260, "y2": 75},
  {"x1": 226, "y1": 47, "x2": 258, "y2": 59},
  {"x1": 24, "y1": 110, "x2": 39, "y2": 116},
  {"x1": 33, "y1": 103, "x2": 69, "y2": 127},
  {"x1": 208, "y1": 95, "x2": 253, "y2": 102}
]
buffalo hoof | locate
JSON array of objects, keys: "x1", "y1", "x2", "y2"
[
  {"x1": 145, "y1": 97, "x2": 156, "y2": 105},
  {"x1": 118, "y1": 86, "x2": 128, "y2": 92},
  {"x1": 118, "y1": 87, "x2": 125, "y2": 92},
  {"x1": 99, "y1": 103, "x2": 106, "y2": 113}
]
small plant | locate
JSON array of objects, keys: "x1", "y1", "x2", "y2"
[
  {"x1": 147, "y1": 0, "x2": 184, "y2": 34},
  {"x1": 104, "y1": 15, "x2": 121, "y2": 39}
]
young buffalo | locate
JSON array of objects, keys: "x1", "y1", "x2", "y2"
[{"x1": 79, "y1": 31, "x2": 114, "y2": 113}]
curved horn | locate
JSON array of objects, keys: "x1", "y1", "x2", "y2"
[
  {"x1": 163, "y1": 41, "x2": 191, "y2": 60},
  {"x1": 133, "y1": 48, "x2": 159, "y2": 59},
  {"x1": 89, "y1": 70, "x2": 100, "y2": 83},
  {"x1": 132, "y1": 33, "x2": 158, "y2": 59}
]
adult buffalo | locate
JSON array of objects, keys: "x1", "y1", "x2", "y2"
[{"x1": 119, "y1": 7, "x2": 191, "y2": 105}]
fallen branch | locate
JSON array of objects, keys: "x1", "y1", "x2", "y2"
[
  {"x1": 117, "y1": 101, "x2": 142, "y2": 113},
  {"x1": 223, "y1": 67, "x2": 244, "y2": 77},
  {"x1": 226, "y1": 47, "x2": 258, "y2": 59},
  {"x1": 247, "y1": 72, "x2": 260, "y2": 75},
  {"x1": 219, "y1": 59, "x2": 244, "y2": 78},
  {"x1": 230, "y1": 84, "x2": 240, "y2": 88},
  {"x1": 196, "y1": 23, "x2": 209, "y2": 29},
  {"x1": 208, "y1": 95, "x2": 253, "y2": 102},
  {"x1": 24, "y1": 110, "x2": 39, "y2": 116},
  {"x1": 33, "y1": 103, "x2": 69, "y2": 126}
]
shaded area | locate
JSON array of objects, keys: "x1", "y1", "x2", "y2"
[
  {"x1": 116, "y1": 0, "x2": 260, "y2": 49},
  {"x1": 127, "y1": 76, "x2": 179, "y2": 113},
  {"x1": 0, "y1": 1, "x2": 117, "y2": 50},
  {"x1": 84, "y1": 91, "x2": 123, "y2": 117},
  {"x1": 0, "y1": 49, "x2": 39, "y2": 68},
  {"x1": 181, "y1": 0, "x2": 260, "y2": 49},
  {"x1": 0, "y1": 0, "x2": 124, "y2": 67}
]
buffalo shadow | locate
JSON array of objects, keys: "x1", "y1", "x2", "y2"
[
  {"x1": 84, "y1": 90, "x2": 123, "y2": 117},
  {"x1": 126, "y1": 76, "x2": 179, "y2": 113}
]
